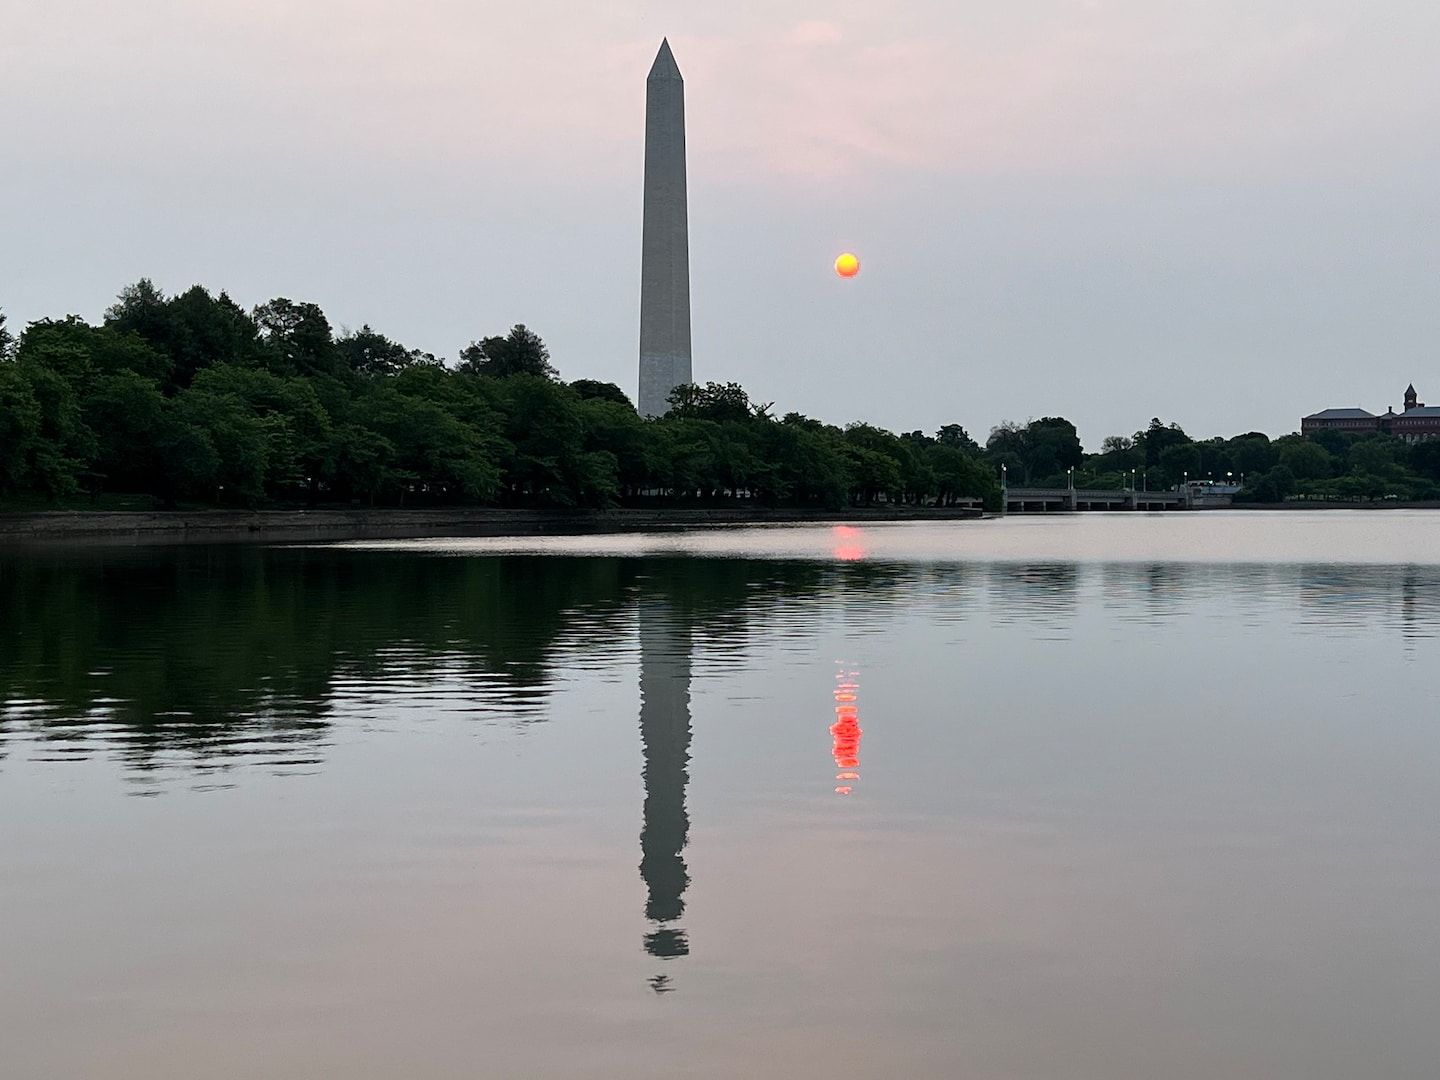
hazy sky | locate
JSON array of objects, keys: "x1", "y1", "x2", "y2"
[{"x1": 5, "y1": 1, "x2": 1438, "y2": 445}]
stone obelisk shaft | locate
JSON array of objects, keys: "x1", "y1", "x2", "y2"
[{"x1": 638, "y1": 40, "x2": 692, "y2": 417}]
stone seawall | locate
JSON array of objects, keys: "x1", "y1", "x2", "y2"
[
  {"x1": 1234, "y1": 501, "x2": 1440, "y2": 511},
  {"x1": 0, "y1": 507, "x2": 984, "y2": 547}
]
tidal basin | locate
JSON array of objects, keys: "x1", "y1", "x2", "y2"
[{"x1": 3, "y1": 513, "x2": 1439, "y2": 1079}]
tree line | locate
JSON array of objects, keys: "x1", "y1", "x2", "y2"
[
  {"x1": 2, "y1": 281, "x2": 1436, "y2": 510},
  {"x1": 0, "y1": 282, "x2": 999, "y2": 511},
  {"x1": 988, "y1": 414, "x2": 1440, "y2": 502}
]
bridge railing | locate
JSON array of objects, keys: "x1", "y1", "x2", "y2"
[{"x1": 1004, "y1": 487, "x2": 1188, "y2": 506}]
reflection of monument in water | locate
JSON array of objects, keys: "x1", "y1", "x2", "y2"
[{"x1": 637, "y1": 599, "x2": 692, "y2": 991}]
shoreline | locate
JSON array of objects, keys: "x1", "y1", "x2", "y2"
[
  {"x1": 1229, "y1": 501, "x2": 1440, "y2": 511},
  {"x1": 3, "y1": 501, "x2": 1437, "y2": 547},
  {"x1": 0, "y1": 506, "x2": 985, "y2": 547}
]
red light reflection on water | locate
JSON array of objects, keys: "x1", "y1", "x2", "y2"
[
  {"x1": 831, "y1": 525, "x2": 866, "y2": 562},
  {"x1": 830, "y1": 664, "x2": 863, "y2": 795}
]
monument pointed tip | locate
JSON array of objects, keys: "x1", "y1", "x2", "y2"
[{"x1": 649, "y1": 38, "x2": 682, "y2": 81}]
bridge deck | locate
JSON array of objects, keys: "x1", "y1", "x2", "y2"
[{"x1": 1003, "y1": 487, "x2": 1190, "y2": 511}]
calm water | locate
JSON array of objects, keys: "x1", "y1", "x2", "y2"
[{"x1": 3, "y1": 512, "x2": 1440, "y2": 1079}]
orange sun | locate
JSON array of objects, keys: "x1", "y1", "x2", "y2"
[{"x1": 834, "y1": 252, "x2": 860, "y2": 278}]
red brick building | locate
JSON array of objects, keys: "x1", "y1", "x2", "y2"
[{"x1": 1303, "y1": 384, "x2": 1440, "y2": 442}]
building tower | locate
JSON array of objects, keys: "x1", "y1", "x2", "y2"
[
  {"x1": 1405, "y1": 383, "x2": 1420, "y2": 411},
  {"x1": 638, "y1": 39, "x2": 692, "y2": 417}
]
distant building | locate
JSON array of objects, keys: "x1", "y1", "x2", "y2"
[
  {"x1": 1300, "y1": 407, "x2": 1378, "y2": 436},
  {"x1": 1185, "y1": 479, "x2": 1242, "y2": 507},
  {"x1": 1302, "y1": 383, "x2": 1440, "y2": 443},
  {"x1": 1389, "y1": 384, "x2": 1440, "y2": 443}
]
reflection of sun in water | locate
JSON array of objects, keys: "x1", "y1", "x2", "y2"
[
  {"x1": 831, "y1": 663, "x2": 862, "y2": 795},
  {"x1": 832, "y1": 525, "x2": 866, "y2": 562}
]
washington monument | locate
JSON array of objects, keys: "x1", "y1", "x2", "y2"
[{"x1": 638, "y1": 39, "x2": 692, "y2": 417}]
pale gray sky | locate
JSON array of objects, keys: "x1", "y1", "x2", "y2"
[{"x1": 4, "y1": 1, "x2": 1438, "y2": 445}]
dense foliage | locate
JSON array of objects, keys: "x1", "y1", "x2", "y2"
[
  {"x1": 996, "y1": 415, "x2": 1440, "y2": 502},
  {"x1": 3, "y1": 282, "x2": 1436, "y2": 510},
  {"x1": 0, "y1": 283, "x2": 998, "y2": 510}
]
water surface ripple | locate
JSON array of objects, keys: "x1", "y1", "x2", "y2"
[{"x1": 2, "y1": 515, "x2": 1439, "y2": 1079}]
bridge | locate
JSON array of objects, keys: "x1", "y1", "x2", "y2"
[{"x1": 1003, "y1": 486, "x2": 1190, "y2": 513}]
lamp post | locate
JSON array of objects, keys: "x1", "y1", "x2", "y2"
[{"x1": 1130, "y1": 468, "x2": 1136, "y2": 493}]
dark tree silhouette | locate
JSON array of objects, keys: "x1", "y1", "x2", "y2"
[{"x1": 457, "y1": 324, "x2": 556, "y2": 380}]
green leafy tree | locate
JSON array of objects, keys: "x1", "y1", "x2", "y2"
[
  {"x1": 104, "y1": 279, "x2": 173, "y2": 353},
  {"x1": 988, "y1": 417, "x2": 1082, "y2": 483},
  {"x1": 167, "y1": 287, "x2": 268, "y2": 386},
  {"x1": 106, "y1": 282, "x2": 266, "y2": 391},
  {"x1": 457, "y1": 325, "x2": 557, "y2": 380},
  {"x1": 83, "y1": 371, "x2": 168, "y2": 494},
  {"x1": 0, "y1": 364, "x2": 43, "y2": 493},
  {"x1": 1027, "y1": 417, "x2": 1083, "y2": 478},
  {"x1": 1410, "y1": 440, "x2": 1440, "y2": 483},
  {"x1": 1349, "y1": 436, "x2": 1404, "y2": 475},
  {"x1": 985, "y1": 421, "x2": 1029, "y2": 478},
  {"x1": 1278, "y1": 437, "x2": 1334, "y2": 480},
  {"x1": 928, "y1": 443, "x2": 999, "y2": 508},
  {"x1": 1228, "y1": 433, "x2": 1276, "y2": 477},
  {"x1": 570, "y1": 379, "x2": 635, "y2": 409},
  {"x1": 338, "y1": 326, "x2": 436, "y2": 377},
  {"x1": 8, "y1": 356, "x2": 93, "y2": 497},
  {"x1": 578, "y1": 397, "x2": 650, "y2": 494},
  {"x1": 1158, "y1": 442, "x2": 1202, "y2": 485},
  {"x1": 324, "y1": 423, "x2": 396, "y2": 504},
  {"x1": 844, "y1": 446, "x2": 902, "y2": 504},
  {"x1": 1137, "y1": 418, "x2": 1189, "y2": 468},
  {"x1": 1251, "y1": 464, "x2": 1297, "y2": 503},
  {"x1": 666, "y1": 382, "x2": 755, "y2": 424},
  {"x1": 750, "y1": 420, "x2": 849, "y2": 508},
  {"x1": 22, "y1": 317, "x2": 171, "y2": 389},
  {"x1": 190, "y1": 366, "x2": 333, "y2": 495},
  {"x1": 489, "y1": 375, "x2": 593, "y2": 503},
  {"x1": 1310, "y1": 428, "x2": 1357, "y2": 462},
  {"x1": 936, "y1": 423, "x2": 980, "y2": 454},
  {"x1": 167, "y1": 385, "x2": 270, "y2": 505},
  {"x1": 253, "y1": 298, "x2": 339, "y2": 379},
  {"x1": 348, "y1": 383, "x2": 500, "y2": 503}
]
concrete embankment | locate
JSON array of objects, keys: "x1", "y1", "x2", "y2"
[
  {"x1": 0, "y1": 506, "x2": 984, "y2": 547},
  {"x1": 1234, "y1": 501, "x2": 1440, "y2": 511}
]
